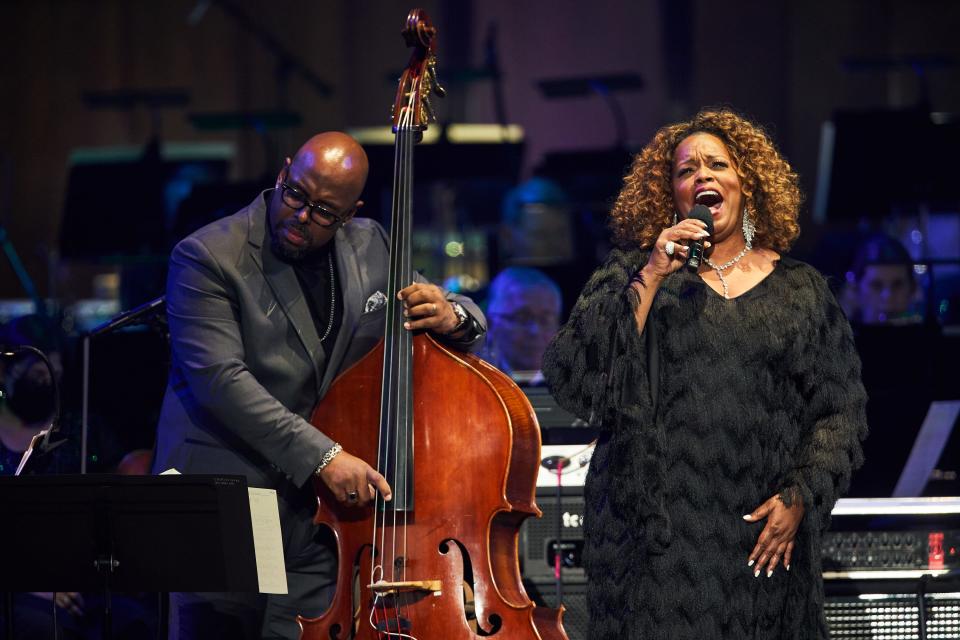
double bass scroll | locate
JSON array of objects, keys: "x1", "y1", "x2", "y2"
[{"x1": 297, "y1": 8, "x2": 568, "y2": 640}]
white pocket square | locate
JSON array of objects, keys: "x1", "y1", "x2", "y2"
[{"x1": 364, "y1": 291, "x2": 388, "y2": 313}]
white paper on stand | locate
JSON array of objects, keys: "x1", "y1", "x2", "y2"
[
  {"x1": 247, "y1": 487, "x2": 288, "y2": 594},
  {"x1": 160, "y1": 469, "x2": 287, "y2": 594}
]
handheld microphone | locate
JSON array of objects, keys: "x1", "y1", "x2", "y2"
[{"x1": 686, "y1": 204, "x2": 714, "y2": 272}]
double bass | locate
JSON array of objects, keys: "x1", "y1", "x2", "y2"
[{"x1": 298, "y1": 9, "x2": 569, "y2": 640}]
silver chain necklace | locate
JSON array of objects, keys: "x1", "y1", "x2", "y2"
[
  {"x1": 319, "y1": 251, "x2": 336, "y2": 341},
  {"x1": 704, "y1": 245, "x2": 751, "y2": 300}
]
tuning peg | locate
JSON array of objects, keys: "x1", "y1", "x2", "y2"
[
  {"x1": 428, "y1": 60, "x2": 446, "y2": 98},
  {"x1": 422, "y1": 96, "x2": 436, "y2": 124}
]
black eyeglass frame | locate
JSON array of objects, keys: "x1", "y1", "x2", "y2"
[{"x1": 277, "y1": 181, "x2": 351, "y2": 228}]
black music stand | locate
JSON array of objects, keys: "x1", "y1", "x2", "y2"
[
  {"x1": 0, "y1": 474, "x2": 261, "y2": 640},
  {"x1": 537, "y1": 72, "x2": 645, "y2": 147}
]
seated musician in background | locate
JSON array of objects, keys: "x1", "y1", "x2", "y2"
[
  {"x1": 0, "y1": 315, "x2": 67, "y2": 476},
  {"x1": 479, "y1": 267, "x2": 561, "y2": 384},
  {"x1": 841, "y1": 232, "x2": 922, "y2": 325},
  {"x1": 0, "y1": 315, "x2": 77, "y2": 639},
  {"x1": 152, "y1": 132, "x2": 486, "y2": 640},
  {"x1": 0, "y1": 315, "x2": 153, "y2": 640}
]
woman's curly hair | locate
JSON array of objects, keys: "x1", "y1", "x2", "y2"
[{"x1": 610, "y1": 108, "x2": 802, "y2": 251}]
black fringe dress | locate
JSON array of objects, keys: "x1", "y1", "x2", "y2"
[{"x1": 542, "y1": 249, "x2": 868, "y2": 640}]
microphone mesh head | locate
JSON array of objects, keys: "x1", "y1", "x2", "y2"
[{"x1": 688, "y1": 204, "x2": 714, "y2": 235}]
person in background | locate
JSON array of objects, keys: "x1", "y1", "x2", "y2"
[
  {"x1": 843, "y1": 232, "x2": 922, "y2": 325},
  {"x1": 0, "y1": 315, "x2": 65, "y2": 475},
  {"x1": 499, "y1": 177, "x2": 574, "y2": 268},
  {"x1": 0, "y1": 315, "x2": 79, "y2": 639},
  {"x1": 479, "y1": 267, "x2": 561, "y2": 384},
  {"x1": 0, "y1": 314, "x2": 155, "y2": 640}
]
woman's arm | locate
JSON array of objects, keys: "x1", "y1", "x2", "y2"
[
  {"x1": 542, "y1": 249, "x2": 645, "y2": 425},
  {"x1": 783, "y1": 274, "x2": 869, "y2": 528}
]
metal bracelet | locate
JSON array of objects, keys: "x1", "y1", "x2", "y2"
[{"x1": 314, "y1": 442, "x2": 343, "y2": 475}]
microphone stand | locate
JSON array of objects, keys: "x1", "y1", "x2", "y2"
[
  {"x1": 81, "y1": 296, "x2": 166, "y2": 473},
  {"x1": 540, "y1": 454, "x2": 570, "y2": 608}
]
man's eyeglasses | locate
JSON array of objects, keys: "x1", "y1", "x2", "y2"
[{"x1": 279, "y1": 182, "x2": 349, "y2": 228}]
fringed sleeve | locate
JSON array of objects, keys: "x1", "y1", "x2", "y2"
[
  {"x1": 542, "y1": 248, "x2": 650, "y2": 429},
  {"x1": 544, "y1": 248, "x2": 673, "y2": 555},
  {"x1": 780, "y1": 270, "x2": 869, "y2": 532}
]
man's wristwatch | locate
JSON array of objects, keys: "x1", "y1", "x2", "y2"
[{"x1": 449, "y1": 301, "x2": 469, "y2": 333}]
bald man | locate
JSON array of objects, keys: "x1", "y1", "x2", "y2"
[{"x1": 153, "y1": 132, "x2": 485, "y2": 639}]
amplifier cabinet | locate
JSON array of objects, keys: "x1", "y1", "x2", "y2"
[
  {"x1": 823, "y1": 529, "x2": 959, "y2": 571},
  {"x1": 521, "y1": 488, "x2": 586, "y2": 579},
  {"x1": 825, "y1": 593, "x2": 960, "y2": 639}
]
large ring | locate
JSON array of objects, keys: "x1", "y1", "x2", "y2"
[
  {"x1": 346, "y1": 491, "x2": 359, "y2": 502},
  {"x1": 664, "y1": 240, "x2": 676, "y2": 257}
]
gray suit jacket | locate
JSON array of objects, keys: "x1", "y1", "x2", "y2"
[{"x1": 152, "y1": 193, "x2": 485, "y2": 503}]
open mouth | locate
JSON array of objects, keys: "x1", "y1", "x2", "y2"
[{"x1": 695, "y1": 190, "x2": 723, "y2": 209}]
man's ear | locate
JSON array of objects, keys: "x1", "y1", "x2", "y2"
[
  {"x1": 275, "y1": 157, "x2": 292, "y2": 188},
  {"x1": 343, "y1": 200, "x2": 363, "y2": 224}
]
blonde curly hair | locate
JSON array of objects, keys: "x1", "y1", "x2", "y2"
[{"x1": 610, "y1": 109, "x2": 802, "y2": 251}]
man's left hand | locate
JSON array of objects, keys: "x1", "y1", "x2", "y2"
[
  {"x1": 743, "y1": 493, "x2": 804, "y2": 577},
  {"x1": 397, "y1": 283, "x2": 460, "y2": 335}
]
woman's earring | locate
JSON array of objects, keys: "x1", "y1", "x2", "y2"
[
  {"x1": 673, "y1": 212, "x2": 678, "y2": 226},
  {"x1": 742, "y1": 206, "x2": 756, "y2": 249}
]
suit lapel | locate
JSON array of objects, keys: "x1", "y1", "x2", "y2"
[
  {"x1": 320, "y1": 228, "x2": 364, "y2": 394},
  {"x1": 247, "y1": 195, "x2": 323, "y2": 381}
]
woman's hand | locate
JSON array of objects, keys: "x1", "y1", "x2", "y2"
[
  {"x1": 743, "y1": 493, "x2": 804, "y2": 577},
  {"x1": 628, "y1": 218, "x2": 711, "y2": 333},
  {"x1": 642, "y1": 218, "x2": 712, "y2": 282}
]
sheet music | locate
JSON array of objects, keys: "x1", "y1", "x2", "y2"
[
  {"x1": 160, "y1": 469, "x2": 288, "y2": 594},
  {"x1": 248, "y1": 488, "x2": 288, "y2": 595}
]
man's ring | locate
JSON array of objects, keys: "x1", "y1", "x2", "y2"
[
  {"x1": 431, "y1": 303, "x2": 437, "y2": 315},
  {"x1": 347, "y1": 491, "x2": 359, "y2": 502},
  {"x1": 664, "y1": 240, "x2": 676, "y2": 257}
]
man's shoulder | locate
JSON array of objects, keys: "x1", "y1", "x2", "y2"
[
  {"x1": 341, "y1": 216, "x2": 384, "y2": 237},
  {"x1": 338, "y1": 217, "x2": 388, "y2": 253},
  {"x1": 173, "y1": 196, "x2": 263, "y2": 260}
]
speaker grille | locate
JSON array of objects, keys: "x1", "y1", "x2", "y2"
[
  {"x1": 521, "y1": 491, "x2": 586, "y2": 578},
  {"x1": 825, "y1": 594, "x2": 960, "y2": 639}
]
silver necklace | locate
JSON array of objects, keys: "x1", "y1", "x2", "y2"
[
  {"x1": 319, "y1": 251, "x2": 336, "y2": 341},
  {"x1": 704, "y1": 245, "x2": 751, "y2": 299}
]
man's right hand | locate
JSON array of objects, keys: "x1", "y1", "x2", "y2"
[{"x1": 317, "y1": 450, "x2": 392, "y2": 504}]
